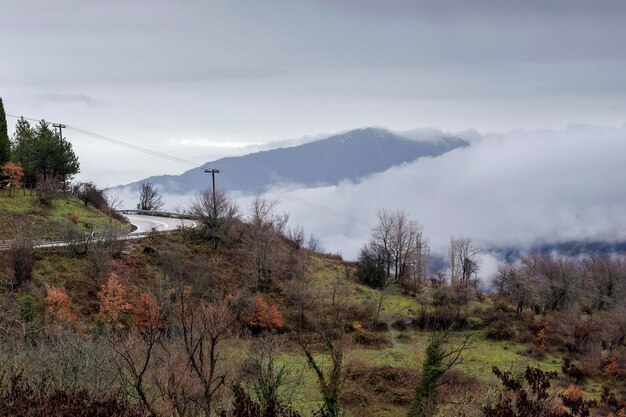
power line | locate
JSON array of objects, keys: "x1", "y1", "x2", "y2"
[{"x1": 5, "y1": 114, "x2": 376, "y2": 228}]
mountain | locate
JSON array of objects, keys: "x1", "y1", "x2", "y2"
[{"x1": 117, "y1": 127, "x2": 468, "y2": 196}]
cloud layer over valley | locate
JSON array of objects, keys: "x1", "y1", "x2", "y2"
[{"x1": 115, "y1": 123, "x2": 626, "y2": 275}]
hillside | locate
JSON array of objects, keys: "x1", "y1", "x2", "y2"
[
  {"x1": 117, "y1": 127, "x2": 468, "y2": 196},
  {"x1": 0, "y1": 206, "x2": 623, "y2": 417},
  {"x1": 0, "y1": 194, "x2": 129, "y2": 240}
]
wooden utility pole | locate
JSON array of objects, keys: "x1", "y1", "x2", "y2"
[
  {"x1": 53, "y1": 123, "x2": 68, "y2": 192},
  {"x1": 204, "y1": 168, "x2": 221, "y2": 218}
]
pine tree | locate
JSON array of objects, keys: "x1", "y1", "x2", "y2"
[
  {"x1": 409, "y1": 337, "x2": 445, "y2": 417},
  {"x1": 10, "y1": 117, "x2": 36, "y2": 187},
  {"x1": 0, "y1": 98, "x2": 10, "y2": 166},
  {"x1": 11, "y1": 118, "x2": 79, "y2": 188}
]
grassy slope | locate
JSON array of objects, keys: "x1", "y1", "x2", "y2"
[
  {"x1": 5, "y1": 235, "x2": 616, "y2": 417},
  {"x1": 0, "y1": 194, "x2": 129, "y2": 240}
]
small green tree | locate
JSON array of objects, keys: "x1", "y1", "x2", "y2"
[
  {"x1": 10, "y1": 117, "x2": 37, "y2": 188},
  {"x1": 409, "y1": 331, "x2": 472, "y2": 417},
  {"x1": 0, "y1": 97, "x2": 10, "y2": 166},
  {"x1": 19, "y1": 295, "x2": 36, "y2": 323}
]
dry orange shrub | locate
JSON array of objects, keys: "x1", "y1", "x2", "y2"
[
  {"x1": 604, "y1": 357, "x2": 619, "y2": 378},
  {"x1": 249, "y1": 293, "x2": 284, "y2": 331},
  {"x1": 98, "y1": 272, "x2": 133, "y2": 328},
  {"x1": 44, "y1": 284, "x2": 77, "y2": 324}
]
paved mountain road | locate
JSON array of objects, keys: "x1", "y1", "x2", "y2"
[{"x1": 124, "y1": 214, "x2": 197, "y2": 234}]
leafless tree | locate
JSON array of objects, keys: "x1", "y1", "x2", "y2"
[
  {"x1": 178, "y1": 292, "x2": 237, "y2": 416},
  {"x1": 138, "y1": 182, "x2": 165, "y2": 211},
  {"x1": 8, "y1": 238, "x2": 33, "y2": 289},
  {"x1": 241, "y1": 332, "x2": 303, "y2": 414},
  {"x1": 245, "y1": 195, "x2": 289, "y2": 288},
  {"x1": 189, "y1": 188, "x2": 239, "y2": 247},
  {"x1": 449, "y1": 237, "x2": 480, "y2": 288},
  {"x1": 297, "y1": 278, "x2": 350, "y2": 417},
  {"x1": 110, "y1": 329, "x2": 161, "y2": 417},
  {"x1": 360, "y1": 209, "x2": 428, "y2": 322}
]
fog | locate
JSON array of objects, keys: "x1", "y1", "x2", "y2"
[{"x1": 113, "y1": 123, "x2": 626, "y2": 282}]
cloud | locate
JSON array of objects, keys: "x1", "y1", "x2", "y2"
[
  {"x1": 244, "y1": 124, "x2": 626, "y2": 263},
  {"x1": 39, "y1": 93, "x2": 111, "y2": 108},
  {"x1": 111, "y1": 123, "x2": 626, "y2": 280}
]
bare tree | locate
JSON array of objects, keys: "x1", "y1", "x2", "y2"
[
  {"x1": 241, "y1": 332, "x2": 303, "y2": 414},
  {"x1": 8, "y1": 238, "x2": 33, "y2": 289},
  {"x1": 297, "y1": 278, "x2": 350, "y2": 417},
  {"x1": 245, "y1": 195, "x2": 289, "y2": 288},
  {"x1": 358, "y1": 209, "x2": 428, "y2": 322},
  {"x1": 449, "y1": 237, "x2": 480, "y2": 288},
  {"x1": 138, "y1": 182, "x2": 165, "y2": 211},
  {"x1": 178, "y1": 293, "x2": 237, "y2": 416},
  {"x1": 189, "y1": 188, "x2": 239, "y2": 248}
]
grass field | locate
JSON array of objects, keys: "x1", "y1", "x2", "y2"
[{"x1": 0, "y1": 194, "x2": 129, "y2": 240}]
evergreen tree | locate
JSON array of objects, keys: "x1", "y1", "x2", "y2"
[
  {"x1": 409, "y1": 337, "x2": 445, "y2": 417},
  {"x1": 11, "y1": 119, "x2": 79, "y2": 188},
  {"x1": 10, "y1": 117, "x2": 37, "y2": 188},
  {"x1": 0, "y1": 98, "x2": 10, "y2": 166}
]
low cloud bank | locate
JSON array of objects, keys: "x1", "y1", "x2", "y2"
[{"x1": 114, "y1": 124, "x2": 626, "y2": 280}]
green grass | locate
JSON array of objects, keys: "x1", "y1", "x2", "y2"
[{"x1": 0, "y1": 194, "x2": 129, "y2": 240}]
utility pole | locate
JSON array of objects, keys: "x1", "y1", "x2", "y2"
[
  {"x1": 53, "y1": 123, "x2": 66, "y2": 142},
  {"x1": 53, "y1": 123, "x2": 68, "y2": 192},
  {"x1": 204, "y1": 168, "x2": 221, "y2": 218}
]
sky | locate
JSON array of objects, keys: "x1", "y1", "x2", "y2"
[
  {"x1": 2, "y1": 0, "x2": 626, "y2": 186},
  {"x1": 3, "y1": 1, "x2": 626, "y2": 279}
]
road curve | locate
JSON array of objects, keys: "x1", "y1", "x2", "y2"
[{"x1": 124, "y1": 214, "x2": 197, "y2": 234}]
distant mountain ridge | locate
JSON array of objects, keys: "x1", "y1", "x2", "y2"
[{"x1": 117, "y1": 127, "x2": 468, "y2": 196}]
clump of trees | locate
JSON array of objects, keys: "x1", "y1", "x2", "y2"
[
  {"x1": 357, "y1": 209, "x2": 429, "y2": 292},
  {"x1": 10, "y1": 117, "x2": 79, "y2": 189},
  {"x1": 493, "y1": 253, "x2": 626, "y2": 314}
]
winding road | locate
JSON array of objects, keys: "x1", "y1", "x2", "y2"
[{"x1": 125, "y1": 214, "x2": 197, "y2": 234}]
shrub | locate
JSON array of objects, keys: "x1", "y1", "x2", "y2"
[
  {"x1": 486, "y1": 320, "x2": 516, "y2": 341},
  {"x1": 0, "y1": 372, "x2": 142, "y2": 417},
  {"x1": 19, "y1": 295, "x2": 36, "y2": 323},
  {"x1": 562, "y1": 358, "x2": 590, "y2": 384},
  {"x1": 352, "y1": 329, "x2": 392, "y2": 348},
  {"x1": 8, "y1": 238, "x2": 33, "y2": 288},
  {"x1": 249, "y1": 293, "x2": 284, "y2": 333},
  {"x1": 416, "y1": 305, "x2": 466, "y2": 331}
]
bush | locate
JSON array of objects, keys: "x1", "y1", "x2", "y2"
[
  {"x1": 8, "y1": 238, "x2": 33, "y2": 288},
  {"x1": 353, "y1": 330, "x2": 392, "y2": 348},
  {"x1": 0, "y1": 372, "x2": 142, "y2": 417},
  {"x1": 486, "y1": 320, "x2": 516, "y2": 341},
  {"x1": 562, "y1": 357, "x2": 591, "y2": 384},
  {"x1": 416, "y1": 305, "x2": 467, "y2": 331}
]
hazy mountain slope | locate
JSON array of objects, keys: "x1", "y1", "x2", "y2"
[{"x1": 118, "y1": 127, "x2": 468, "y2": 195}]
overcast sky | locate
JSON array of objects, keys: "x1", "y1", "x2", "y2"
[{"x1": 2, "y1": 0, "x2": 626, "y2": 185}]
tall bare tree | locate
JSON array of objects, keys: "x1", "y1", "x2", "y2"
[
  {"x1": 138, "y1": 182, "x2": 165, "y2": 211},
  {"x1": 449, "y1": 237, "x2": 480, "y2": 288},
  {"x1": 245, "y1": 195, "x2": 289, "y2": 288}
]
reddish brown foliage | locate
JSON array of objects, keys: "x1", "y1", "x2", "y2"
[
  {"x1": 132, "y1": 292, "x2": 160, "y2": 330},
  {"x1": 98, "y1": 272, "x2": 132, "y2": 328},
  {"x1": 1, "y1": 162, "x2": 23, "y2": 189},
  {"x1": 44, "y1": 284, "x2": 77, "y2": 324},
  {"x1": 249, "y1": 293, "x2": 284, "y2": 332}
]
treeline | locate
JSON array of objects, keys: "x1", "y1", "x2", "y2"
[
  {"x1": 0, "y1": 99, "x2": 80, "y2": 190},
  {"x1": 493, "y1": 253, "x2": 626, "y2": 313}
]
